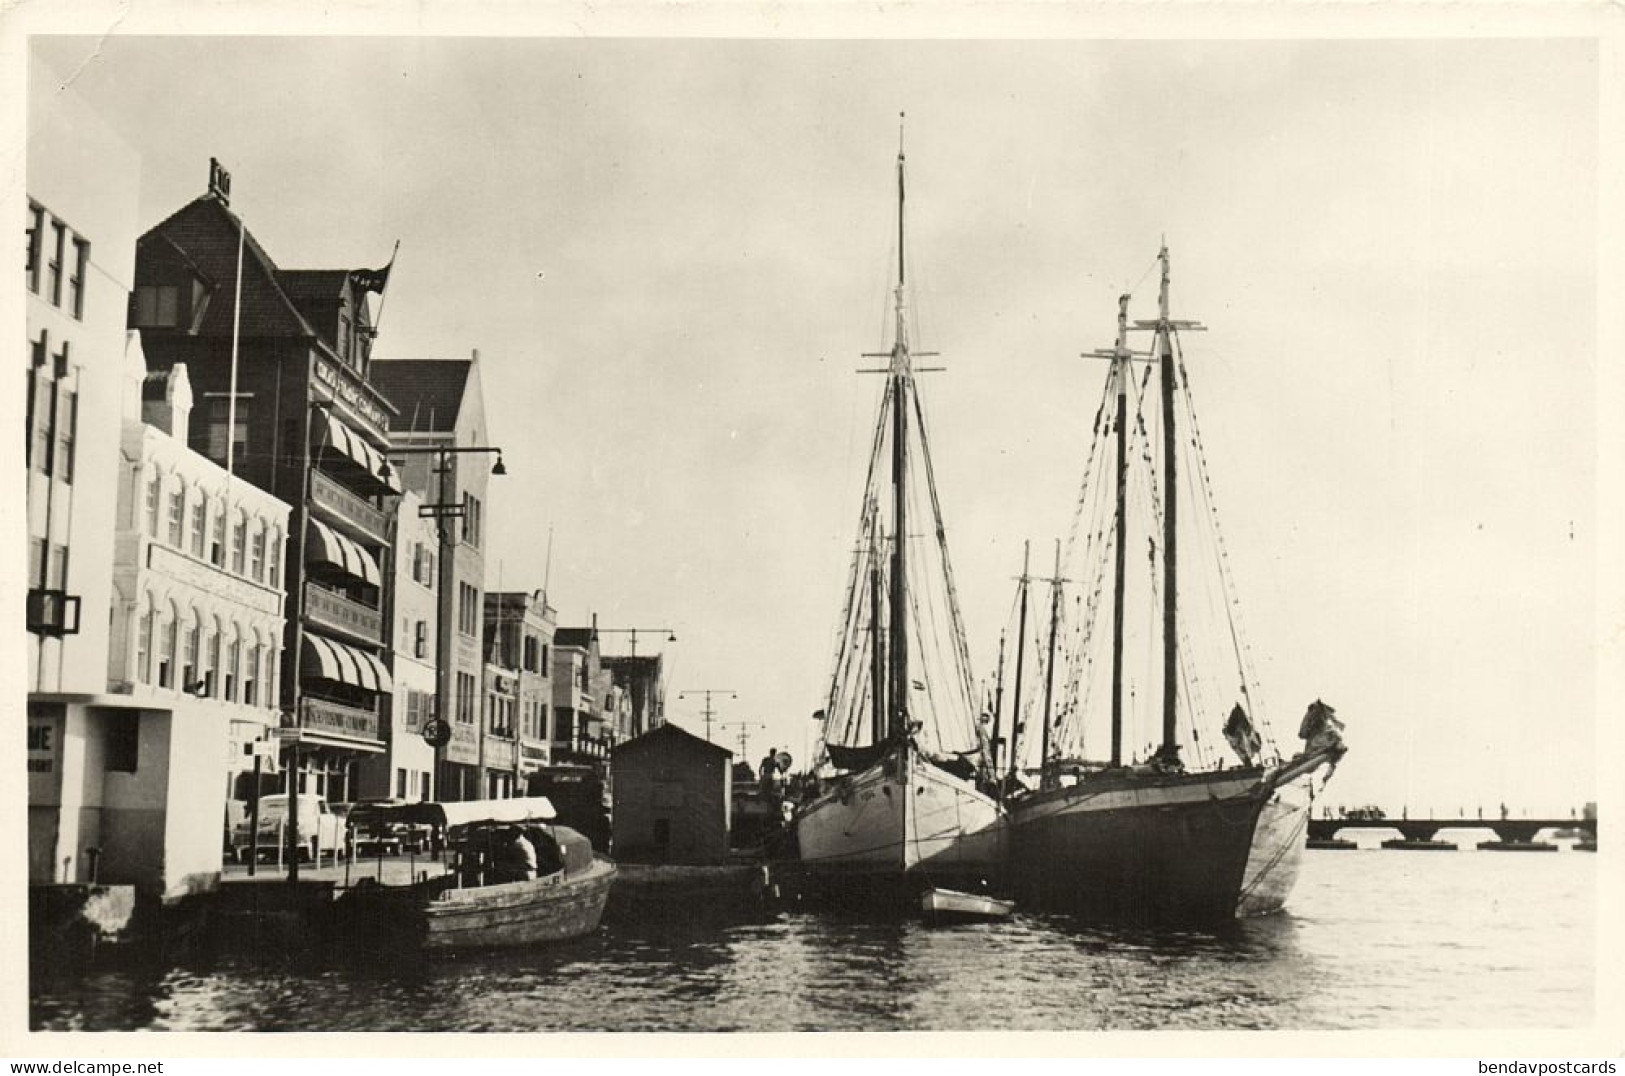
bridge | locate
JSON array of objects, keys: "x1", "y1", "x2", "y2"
[{"x1": 1306, "y1": 816, "x2": 1597, "y2": 844}]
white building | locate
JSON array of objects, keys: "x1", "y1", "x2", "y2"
[{"x1": 357, "y1": 488, "x2": 438, "y2": 802}]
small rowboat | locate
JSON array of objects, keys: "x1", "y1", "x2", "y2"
[{"x1": 920, "y1": 887, "x2": 1015, "y2": 924}]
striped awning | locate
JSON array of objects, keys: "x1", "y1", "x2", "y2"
[
  {"x1": 301, "y1": 634, "x2": 394, "y2": 694},
  {"x1": 316, "y1": 412, "x2": 402, "y2": 494},
  {"x1": 306, "y1": 519, "x2": 381, "y2": 585}
]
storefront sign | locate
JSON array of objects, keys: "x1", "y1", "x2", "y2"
[
  {"x1": 314, "y1": 358, "x2": 390, "y2": 434},
  {"x1": 27, "y1": 721, "x2": 55, "y2": 774}
]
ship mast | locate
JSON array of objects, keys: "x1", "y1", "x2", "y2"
[
  {"x1": 888, "y1": 124, "x2": 911, "y2": 742},
  {"x1": 1131, "y1": 244, "x2": 1203, "y2": 762},
  {"x1": 1006, "y1": 541, "x2": 1031, "y2": 784},
  {"x1": 1110, "y1": 294, "x2": 1130, "y2": 768}
]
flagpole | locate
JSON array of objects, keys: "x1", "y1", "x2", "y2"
[
  {"x1": 226, "y1": 215, "x2": 244, "y2": 483},
  {"x1": 368, "y1": 239, "x2": 401, "y2": 338}
]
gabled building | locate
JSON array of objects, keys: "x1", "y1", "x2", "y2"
[
  {"x1": 130, "y1": 165, "x2": 400, "y2": 805},
  {"x1": 370, "y1": 355, "x2": 498, "y2": 800}
]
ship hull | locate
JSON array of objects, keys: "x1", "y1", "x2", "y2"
[
  {"x1": 795, "y1": 744, "x2": 1004, "y2": 897},
  {"x1": 1007, "y1": 760, "x2": 1322, "y2": 925}
]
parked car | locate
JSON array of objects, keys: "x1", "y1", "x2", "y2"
[{"x1": 232, "y1": 793, "x2": 344, "y2": 864}]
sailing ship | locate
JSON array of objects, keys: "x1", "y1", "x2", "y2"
[
  {"x1": 1000, "y1": 246, "x2": 1347, "y2": 924},
  {"x1": 795, "y1": 133, "x2": 1004, "y2": 899}
]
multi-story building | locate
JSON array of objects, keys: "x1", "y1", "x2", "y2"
[
  {"x1": 111, "y1": 360, "x2": 291, "y2": 808},
  {"x1": 602, "y1": 654, "x2": 667, "y2": 741},
  {"x1": 370, "y1": 355, "x2": 497, "y2": 801},
  {"x1": 131, "y1": 165, "x2": 400, "y2": 804},
  {"x1": 26, "y1": 78, "x2": 281, "y2": 900},
  {"x1": 485, "y1": 590, "x2": 556, "y2": 787},
  {"x1": 551, "y1": 626, "x2": 608, "y2": 770},
  {"x1": 356, "y1": 487, "x2": 438, "y2": 802}
]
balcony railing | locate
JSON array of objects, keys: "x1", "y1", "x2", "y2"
[
  {"x1": 310, "y1": 468, "x2": 388, "y2": 543},
  {"x1": 303, "y1": 581, "x2": 382, "y2": 645},
  {"x1": 302, "y1": 696, "x2": 381, "y2": 743}
]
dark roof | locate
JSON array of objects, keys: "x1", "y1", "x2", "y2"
[
  {"x1": 613, "y1": 722, "x2": 731, "y2": 760},
  {"x1": 138, "y1": 195, "x2": 320, "y2": 340},
  {"x1": 553, "y1": 628, "x2": 596, "y2": 649},
  {"x1": 369, "y1": 360, "x2": 471, "y2": 434}
]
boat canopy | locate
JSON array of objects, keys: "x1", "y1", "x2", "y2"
[{"x1": 347, "y1": 796, "x2": 558, "y2": 832}]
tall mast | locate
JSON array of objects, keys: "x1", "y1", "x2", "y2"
[
  {"x1": 1110, "y1": 294, "x2": 1130, "y2": 767},
  {"x1": 1039, "y1": 539, "x2": 1063, "y2": 788},
  {"x1": 888, "y1": 120, "x2": 911, "y2": 741},
  {"x1": 1156, "y1": 248, "x2": 1178, "y2": 757},
  {"x1": 1006, "y1": 541, "x2": 1031, "y2": 783},
  {"x1": 990, "y1": 628, "x2": 1007, "y2": 775},
  {"x1": 869, "y1": 527, "x2": 887, "y2": 746}
]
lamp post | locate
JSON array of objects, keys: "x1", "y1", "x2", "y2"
[
  {"x1": 380, "y1": 444, "x2": 506, "y2": 801},
  {"x1": 677, "y1": 688, "x2": 737, "y2": 743}
]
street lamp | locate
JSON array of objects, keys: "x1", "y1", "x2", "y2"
[
  {"x1": 381, "y1": 444, "x2": 506, "y2": 802},
  {"x1": 595, "y1": 626, "x2": 677, "y2": 658}
]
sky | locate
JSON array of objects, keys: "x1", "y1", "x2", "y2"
[{"x1": 23, "y1": 26, "x2": 1607, "y2": 817}]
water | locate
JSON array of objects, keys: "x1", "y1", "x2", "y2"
[{"x1": 31, "y1": 849, "x2": 1595, "y2": 1032}]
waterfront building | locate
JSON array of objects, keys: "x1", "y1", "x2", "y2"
[
  {"x1": 130, "y1": 167, "x2": 401, "y2": 804},
  {"x1": 485, "y1": 590, "x2": 557, "y2": 785},
  {"x1": 355, "y1": 487, "x2": 438, "y2": 802},
  {"x1": 602, "y1": 653, "x2": 667, "y2": 739},
  {"x1": 610, "y1": 724, "x2": 733, "y2": 865},
  {"x1": 369, "y1": 355, "x2": 497, "y2": 800},
  {"x1": 551, "y1": 626, "x2": 609, "y2": 770}
]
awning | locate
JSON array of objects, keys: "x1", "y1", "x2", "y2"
[
  {"x1": 301, "y1": 634, "x2": 394, "y2": 694},
  {"x1": 306, "y1": 519, "x2": 381, "y2": 585},
  {"x1": 316, "y1": 412, "x2": 401, "y2": 493}
]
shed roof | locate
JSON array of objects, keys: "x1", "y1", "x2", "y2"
[{"x1": 612, "y1": 722, "x2": 732, "y2": 760}]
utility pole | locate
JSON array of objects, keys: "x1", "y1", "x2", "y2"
[
  {"x1": 595, "y1": 626, "x2": 677, "y2": 658},
  {"x1": 678, "y1": 688, "x2": 737, "y2": 743},
  {"x1": 720, "y1": 721, "x2": 766, "y2": 763}
]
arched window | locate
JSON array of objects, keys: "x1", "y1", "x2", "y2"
[
  {"x1": 230, "y1": 511, "x2": 247, "y2": 575},
  {"x1": 249, "y1": 519, "x2": 266, "y2": 582},
  {"x1": 189, "y1": 489, "x2": 208, "y2": 558},
  {"x1": 181, "y1": 609, "x2": 200, "y2": 693},
  {"x1": 166, "y1": 475, "x2": 185, "y2": 546},
  {"x1": 224, "y1": 625, "x2": 241, "y2": 703},
  {"x1": 266, "y1": 643, "x2": 279, "y2": 711},
  {"x1": 203, "y1": 616, "x2": 221, "y2": 698},
  {"x1": 135, "y1": 598, "x2": 155, "y2": 684},
  {"x1": 267, "y1": 526, "x2": 282, "y2": 588},
  {"x1": 144, "y1": 468, "x2": 162, "y2": 537},
  {"x1": 244, "y1": 634, "x2": 261, "y2": 707},
  {"x1": 156, "y1": 601, "x2": 177, "y2": 689}
]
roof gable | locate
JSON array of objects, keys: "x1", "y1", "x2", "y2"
[
  {"x1": 370, "y1": 359, "x2": 472, "y2": 434},
  {"x1": 613, "y1": 722, "x2": 731, "y2": 759}
]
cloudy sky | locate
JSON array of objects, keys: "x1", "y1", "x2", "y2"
[{"x1": 26, "y1": 22, "x2": 1606, "y2": 815}]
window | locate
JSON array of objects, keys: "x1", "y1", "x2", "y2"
[
  {"x1": 106, "y1": 718, "x2": 139, "y2": 774},
  {"x1": 249, "y1": 524, "x2": 265, "y2": 581},
  {"x1": 26, "y1": 203, "x2": 44, "y2": 293},
  {"x1": 167, "y1": 482, "x2": 185, "y2": 546},
  {"x1": 267, "y1": 528, "x2": 281, "y2": 587},
  {"x1": 414, "y1": 620, "x2": 428, "y2": 659},
  {"x1": 203, "y1": 625, "x2": 219, "y2": 697},
  {"x1": 523, "y1": 636, "x2": 539, "y2": 672},
  {"x1": 419, "y1": 771, "x2": 431, "y2": 801},
  {"x1": 458, "y1": 582, "x2": 480, "y2": 636},
  {"x1": 456, "y1": 672, "x2": 476, "y2": 724},
  {"x1": 462, "y1": 494, "x2": 482, "y2": 547},
  {"x1": 135, "y1": 606, "x2": 153, "y2": 684},
  {"x1": 69, "y1": 238, "x2": 88, "y2": 319},
  {"x1": 54, "y1": 385, "x2": 75, "y2": 485},
  {"x1": 132, "y1": 285, "x2": 181, "y2": 327},
  {"x1": 224, "y1": 631, "x2": 240, "y2": 703},
  {"x1": 210, "y1": 511, "x2": 225, "y2": 567},
  {"x1": 396, "y1": 768, "x2": 407, "y2": 799},
  {"x1": 181, "y1": 617, "x2": 199, "y2": 692},
  {"x1": 230, "y1": 514, "x2": 245, "y2": 574},
  {"x1": 190, "y1": 494, "x2": 207, "y2": 557},
  {"x1": 265, "y1": 649, "x2": 278, "y2": 710},
  {"x1": 204, "y1": 396, "x2": 249, "y2": 466},
  {"x1": 48, "y1": 220, "x2": 65, "y2": 306},
  {"x1": 26, "y1": 334, "x2": 45, "y2": 469},
  {"x1": 156, "y1": 612, "x2": 175, "y2": 689},
  {"x1": 145, "y1": 471, "x2": 162, "y2": 536},
  {"x1": 244, "y1": 644, "x2": 260, "y2": 707},
  {"x1": 28, "y1": 538, "x2": 45, "y2": 588},
  {"x1": 47, "y1": 544, "x2": 68, "y2": 589}
]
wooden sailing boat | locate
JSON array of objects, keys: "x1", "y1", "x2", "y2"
[
  {"x1": 795, "y1": 131, "x2": 1004, "y2": 898},
  {"x1": 1002, "y1": 246, "x2": 1347, "y2": 924}
]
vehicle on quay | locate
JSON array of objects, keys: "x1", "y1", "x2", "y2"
[
  {"x1": 231, "y1": 793, "x2": 345, "y2": 864},
  {"x1": 345, "y1": 798, "x2": 436, "y2": 857},
  {"x1": 328, "y1": 796, "x2": 616, "y2": 954}
]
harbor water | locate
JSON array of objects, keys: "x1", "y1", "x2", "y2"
[{"x1": 31, "y1": 847, "x2": 1594, "y2": 1032}]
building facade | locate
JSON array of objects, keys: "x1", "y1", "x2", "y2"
[
  {"x1": 485, "y1": 590, "x2": 556, "y2": 788},
  {"x1": 131, "y1": 168, "x2": 400, "y2": 804},
  {"x1": 551, "y1": 627, "x2": 608, "y2": 770},
  {"x1": 610, "y1": 724, "x2": 733, "y2": 866},
  {"x1": 602, "y1": 654, "x2": 667, "y2": 741},
  {"x1": 370, "y1": 356, "x2": 496, "y2": 801}
]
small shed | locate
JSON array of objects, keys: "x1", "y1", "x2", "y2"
[{"x1": 611, "y1": 724, "x2": 732, "y2": 865}]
